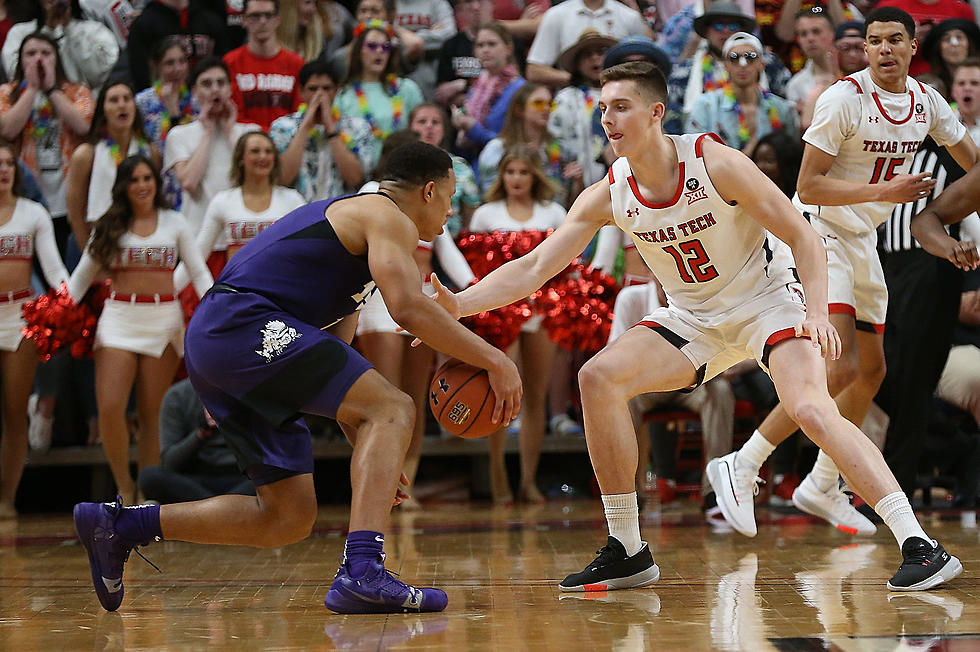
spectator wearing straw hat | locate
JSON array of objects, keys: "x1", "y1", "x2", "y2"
[{"x1": 548, "y1": 29, "x2": 616, "y2": 194}]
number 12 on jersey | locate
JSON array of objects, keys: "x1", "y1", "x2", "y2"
[{"x1": 663, "y1": 240, "x2": 719, "y2": 283}]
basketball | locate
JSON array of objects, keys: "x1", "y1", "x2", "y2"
[{"x1": 429, "y1": 360, "x2": 498, "y2": 439}]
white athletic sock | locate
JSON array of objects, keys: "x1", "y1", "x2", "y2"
[
  {"x1": 736, "y1": 430, "x2": 776, "y2": 473},
  {"x1": 875, "y1": 491, "x2": 931, "y2": 549},
  {"x1": 602, "y1": 492, "x2": 642, "y2": 556},
  {"x1": 807, "y1": 450, "x2": 841, "y2": 493}
]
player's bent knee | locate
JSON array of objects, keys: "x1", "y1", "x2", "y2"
[
  {"x1": 371, "y1": 388, "x2": 415, "y2": 434},
  {"x1": 788, "y1": 397, "x2": 838, "y2": 438},
  {"x1": 257, "y1": 495, "x2": 318, "y2": 548}
]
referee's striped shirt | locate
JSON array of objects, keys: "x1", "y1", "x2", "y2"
[{"x1": 880, "y1": 137, "x2": 962, "y2": 253}]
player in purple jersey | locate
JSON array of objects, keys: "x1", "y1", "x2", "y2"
[{"x1": 72, "y1": 142, "x2": 522, "y2": 615}]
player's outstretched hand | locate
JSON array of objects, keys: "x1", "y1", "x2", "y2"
[
  {"x1": 487, "y1": 355, "x2": 523, "y2": 426},
  {"x1": 393, "y1": 472, "x2": 411, "y2": 507},
  {"x1": 943, "y1": 238, "x2": 979, "y2": 270},
  {"x1": 795, "y1": 315, "x2": 841, "y2": 360},
  {"x1": 429, "y1": 274, "x2": 461, "y2": 319},
  {"x1": 878, "y1": 172, "x2": 936, "y2": 204}
]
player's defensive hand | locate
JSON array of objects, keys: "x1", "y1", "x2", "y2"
[
  {"x1": 878, "y1": 172, "x2": 936, "y2": 204},
  {"x1": 943, "y1": 238, "x2": 979, "y2": 270},
  {"x1": 487, "y1": 355, "x2": 523, "y2": 426},
  {"x1": 795, "y1": 315, "x2": 841, "y2": 360},
  {"x1": 393, "y1": 472, "x2": 411, "y2": 507}
]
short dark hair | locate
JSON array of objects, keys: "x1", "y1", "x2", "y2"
[
  {"x1": 299, "y1": 60, "x2": 336, "y2": 87},
  {"x1": 865, "y1": 7, "x2": 916, "y2": 41},
  {"x1": 380, "y1": 141, "x2": 453, "y2": 186},
  {"x1": 244, "y1": 0, "x2": 279, "y2": 13},
  {"x1": 189, "y1": 57, "x2": 230, "y2": 88},
  {"x1": 954, "y1": 57, "x2": 980, "y2": 75},
  {"x1": 795, "y1": 6, "x2": 833, "y2": 28},
  {"x1": 599, "y1": 61, "x2": 668, "y2": 105}
]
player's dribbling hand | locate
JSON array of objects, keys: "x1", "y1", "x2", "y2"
[
  {"x1": 795, "y1": 315, "x2": 841, "y2": 360},
  {"x1": 392, "y1": 472, "x2": 411, "y2": 507},
  {"x1": 487, "y1": 355, "x2": 523, "y2": 425},
  {"x1": 878, "y1": 173, "x2": 936, "y2": 204},
  {"x1": 943, "y1": 238, "x2": 979, "y2": 270}
]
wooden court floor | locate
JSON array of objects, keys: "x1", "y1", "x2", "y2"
[{"x1": 1, "y1": 499, "x2": 979, "y2": 651}]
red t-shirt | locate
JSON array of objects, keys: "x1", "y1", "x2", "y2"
[
  {"x1": 875, "y1": 0, "x2": 975, "y2": 75},
  {"x1": 223, "y1": 46, "x2": 305, "y2": 130},
  {"x1": 0, "y1": 17, "x2": 13, "y2": 52},
  {"x1": 492, "y1": 0, "x2": 551, "y2": 21}
]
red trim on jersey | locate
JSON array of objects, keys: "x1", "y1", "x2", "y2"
[
  {"x1": 765, "y1": 327, "x2": 797, "y2": 348},
  {"x1": 694, "y1": 133, "x2": 723, "y2": 157},
  {"x1": 871, "y1": 91, "x2": 914, "y2": 125},
  {"x1": 636, "y1": 320, "x2": 662, "y2": 329},
  {"x1": 623, "y1": 242, "x2": 636, "y2": 250},
  {"x1": 628, "y1": 162, "x2": 685, "y2": 209},
  {"x1": 871, "y1": 322, "x2": 885, "y2": 334},
  {"x1": 915, "y1": 79, "x2": 926, "y2": 92},
  {"x1": 608, "y1": 166, "x2": 616, "y2": 185},
  {"x1": 828, "y1": 302, "x2": 856, "y2": 317},
  {"x1": 841, "y1": 76, "x2": 863, "y2": 93}
]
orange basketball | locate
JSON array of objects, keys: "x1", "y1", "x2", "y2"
[{"x1": 429, "y1": 360, "x2": 498, "y2": 439}]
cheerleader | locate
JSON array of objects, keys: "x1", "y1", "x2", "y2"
[
  {"x1": 68, "y1": 155, "x2": 212, "y2": 503},
  {"x1": 0, "y1": 141, "x2": 70, "y2": 519},
  {"x1": 469, "y1": 145, "x2": 566, "y2": 505},
  {"x1": 173, "y1": 132, "x2": 304, "y2": 289}
]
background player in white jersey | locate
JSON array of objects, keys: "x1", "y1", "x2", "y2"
[
  {"x1": 428, "y1": 61, "x2": 962, "y2": 592},
  {"x1": 707, "y1": 7, "x2": 980, "y2": 539}
]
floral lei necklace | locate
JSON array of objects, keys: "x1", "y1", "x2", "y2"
[
  {"x1": 351, "y1": 75, "x2": 403, "y2": 140},
  {"x1": 702, "y1": 53, "x2": 727, "y2": 92},
  {"x1": 724, "y1": 84, "x2": 782, "y2": 148},
  {"x1": 21, "y1": 81, "x2": 54, "y2": 140},
  {"x1": 103, "y1": 135, "x2": 150, "y2": 166},
  {"x1": 152, "y1": 80, "x2": 195, "y2": 135}
]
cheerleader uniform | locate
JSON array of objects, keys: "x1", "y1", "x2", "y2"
[
  {"x1": 68, "y1": 209, "x2": 212, "y2": 357},
  {"x1": 0, "y1": 198, "x2": 70, "y2": 350}
]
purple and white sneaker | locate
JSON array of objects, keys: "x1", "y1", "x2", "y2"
[
  {"x1": 324, "y1": 556, "x2": 448, "y2": 614},
  {"x1": 73, "y1": 496, "x2": 156, "y2": 612}
]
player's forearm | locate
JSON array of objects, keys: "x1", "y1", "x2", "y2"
[
  {"x1": 786, "y1": 229, "x2": 829, "y2": 317},
  {"x1": 797, "y1": 173, "x2": 884, "y2": 206},
  {"x1": 456, "y1": 256, "x2": 546, "y2": 316},
  {"x1": 391, "y1": 296, "x2": 506, "y2": 371}
]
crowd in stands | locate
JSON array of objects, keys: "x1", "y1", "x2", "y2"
[{"x1": 0, "y1": 0, "x2": 978, "y2": 517}]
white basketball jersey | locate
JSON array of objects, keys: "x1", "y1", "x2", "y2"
[
  {"x1": 797, "y1": 68, "x2": 965, "y2": 234},
  {"x1": 609, "y1": 133, "x2": 787, "y2": 322}
]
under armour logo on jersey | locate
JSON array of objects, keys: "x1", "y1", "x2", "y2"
[
  {"x1": 868, "y1": 116, "x2": 879, "y2": 123},
  {"x1": 255, "y1": 320, "x2": 303, "y2": 362},
  {"x1": 626, "y1": 207, "x2": 640, "y2": 219}
]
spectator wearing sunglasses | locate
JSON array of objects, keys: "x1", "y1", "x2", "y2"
[
  {"x1": 334, "y1": 19, "x2": 424, "y2": 172},
  {"x1": 687, "y1": 32, "x2": 798, "y2": 153},
  {"x1": 664, "y1": 1, "x2": 790, "y2": 134},
  {"x1": 223, "y1": 0, "x2": 305, "y2": 130}
]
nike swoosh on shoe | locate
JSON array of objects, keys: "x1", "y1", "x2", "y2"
[{"x1": 102, "y1": 576, "x2": 122, "y2": 593}]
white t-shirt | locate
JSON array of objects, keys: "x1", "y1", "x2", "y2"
[
  {"x1": 799, "y1": 68, "x2": 965, "y2": 234},
  {"x1": 526, "y1": 0, "x2": 648, "y2": 68},
  {"x1": 163, "y1": 121, "x2": 262, "y2": 232},
  {"x1": 469, "y1": 199, "x2": 567, "y2": 232}
]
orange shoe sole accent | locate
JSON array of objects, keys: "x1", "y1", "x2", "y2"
[
  {"x1": 836, "y1": 524, "x2": 858, "y2": 535},
  {"x1": 584, "y1": 584, "x2": 608, "y2": 592}
]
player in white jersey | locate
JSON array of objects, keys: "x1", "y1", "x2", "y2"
[
  {"x1": 708, "y1": 7, "x2": 980, "y2": 540},
  {"x1": 428, "y1": 61, "x2": 962, "y2": 591}
]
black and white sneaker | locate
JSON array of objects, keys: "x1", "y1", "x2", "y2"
[
  {"x1": 887, "y1": 538, "x2": 963, "y2": 591},
  {"x1": 559, "y1": 536, "x2": 660, "y2": 592}
]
